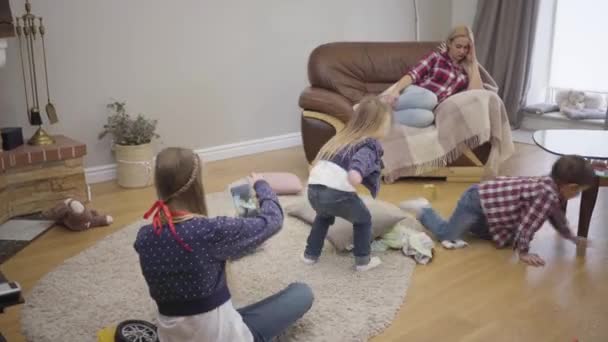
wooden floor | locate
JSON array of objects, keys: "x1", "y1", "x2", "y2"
[{"x1": 1, "y1": 143, "x2": 607, "y2": 341}]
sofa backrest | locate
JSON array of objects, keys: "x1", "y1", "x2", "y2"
[{"x1": 308, "y1": 41, "x2": 439, "y2": 103}]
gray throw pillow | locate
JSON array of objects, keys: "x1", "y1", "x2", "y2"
[{"x1": 286, "y1": 195, "x2": 407, "y2": 252}]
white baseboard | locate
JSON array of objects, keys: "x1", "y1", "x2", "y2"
[
  {"x1": 195, "y1": 132, "x2": 302, "y2": 162},
  {"x1": 84, "y1": 164, "x2": 118, "y2": 184},
  {"x1": 85, "y1": 132, "x2": 302, "y2": 184}
]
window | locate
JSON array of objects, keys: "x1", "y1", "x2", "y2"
[{"x1": 549, "y1": 0, "x2": 608, "y2": 93}]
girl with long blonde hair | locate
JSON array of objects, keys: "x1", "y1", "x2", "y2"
[
  {"x1": 134, "y1": 147, "x2": 313, "y2": 342},
  {"x1": 303, "y1": 96, "x2": 392, "y2": 271}
]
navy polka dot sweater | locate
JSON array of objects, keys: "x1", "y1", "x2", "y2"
[
  {"x1": 134, "y1": 180, "x2": 283, "y2": 316},
  {"x1": 323, "y1": 137, "x2": 384, "y2": 198}
]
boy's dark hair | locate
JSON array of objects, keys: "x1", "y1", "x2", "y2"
[{"x1": 550, "y1": 155, "x2": 596, "y2": 186}]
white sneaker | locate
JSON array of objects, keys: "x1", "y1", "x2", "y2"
[
  {"x1": 301, "y1": 253, "x2": 317, "y2": 265},
  {"x1": 355, "y1": 256, "x2": 382, "y2": 272},
  {"x1": 399, "y1": 198, "x2": 431, "y2": 217},
  {"x1": 441, "y1": 240, "x2": 469, "y2": 249}
]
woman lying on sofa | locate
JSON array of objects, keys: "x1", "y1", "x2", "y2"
[{"x1": 382, "y1": 26, "x2": 484, "y2": 128}]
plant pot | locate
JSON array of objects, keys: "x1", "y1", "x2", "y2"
[{"x1": 114, "y1": 143, "x2": 154, "y2": 188}]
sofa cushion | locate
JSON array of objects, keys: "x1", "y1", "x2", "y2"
[{"x1": 307, "y1": 41, "x2": 439, "y2": 104}]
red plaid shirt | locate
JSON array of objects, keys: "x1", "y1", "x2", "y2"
[
  {"x1": 478, "y1": 176, "x2": 574, "y2": 254},
  {"x1": 407, "y1": 51, "x2": 469, "y2": 102}
]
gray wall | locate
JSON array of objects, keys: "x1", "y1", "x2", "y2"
[
  {"x1": 0, "y1": 0, "x2": 451, "y2": 167},
  {"x1": 452, "y1": 0, "x2": 478, "y2": 27}
]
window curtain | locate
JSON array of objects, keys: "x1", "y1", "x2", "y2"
[
  {"x1": 0, "y1": 0, "x2": 14, "y2": 38},
  {"x1": 473, "y1": 0, "x2": 540, "y2": 128}
]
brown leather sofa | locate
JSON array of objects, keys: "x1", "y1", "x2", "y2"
[{"x1": 298, "y1": 41, "x2": 490, "y2": 167}]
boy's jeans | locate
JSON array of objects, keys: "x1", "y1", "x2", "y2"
[
  {"x1": 419, "y1": 185, "x2": 491, "y2": 241},
  {"x1": 304, "y1": 185, "x2": 372, "y2": 265}
]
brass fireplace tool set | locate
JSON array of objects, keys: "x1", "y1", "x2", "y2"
[{"x1": 14, "y1": 0, "x2": 58, "y2": 145}]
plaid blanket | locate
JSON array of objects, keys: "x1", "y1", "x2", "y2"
[{"x1": 381, "y1": 89, "x2": 514, "y2": 183}]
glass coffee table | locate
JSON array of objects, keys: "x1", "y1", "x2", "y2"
[{"x1": 533, "y1": 129, "x2": 608, "y2": 237}]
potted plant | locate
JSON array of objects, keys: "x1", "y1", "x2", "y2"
[{"x1": 98, "y1": 101, "x2": 159, "y2": 188}]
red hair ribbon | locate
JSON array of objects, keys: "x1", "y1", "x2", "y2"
[{"x1": 143, "y1": 200, "x2": 193, "y2": 252}]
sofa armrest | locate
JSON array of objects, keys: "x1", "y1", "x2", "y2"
[
  {"x1": 479, "y1": 64, "x2": 499, "y2": 93},
  {"x1": 302, "y1": 111, "x2": 346, "y2": 133},
  {"x1": 299, "y1": 87, "x2": 354, "y2": 123}
]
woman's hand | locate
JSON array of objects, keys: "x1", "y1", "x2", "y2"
[
  {"x1": 463, "y1": 26, "x2": 483, "y2": 90},
  {"x1": 380, "y1": 75, "x2": 412, "y2": 107},
  {"x1": 462, "y1": 43, "x2": 479, "y2": 75},
  {"x1": 380, "y1": 90, "x2": 399, "y2": 107},
  {"x1": 465, "y1": 44, "x2": 478, "y2": 69},
  {"x1": 464, "y1": 27, "x2": 478, "y2": 70},
  {"x1": 438, "y1": 42, "x2": 447, "y2": 53}
]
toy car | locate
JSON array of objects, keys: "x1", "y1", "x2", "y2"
[{"x1": 114, "y1": 320, "x2": 159, "y2": 342}]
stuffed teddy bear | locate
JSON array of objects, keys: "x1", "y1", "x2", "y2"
[{"x1": 43, "y1": 198, "x2": 113, "y2": 231}]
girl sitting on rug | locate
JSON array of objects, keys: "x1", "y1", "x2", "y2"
[
  {"x1": 303, "y1": 96, "x2": 392, "y2": 271},
  {"x1": 134, "y1": 147, "x2": 313, "y2": 342}
]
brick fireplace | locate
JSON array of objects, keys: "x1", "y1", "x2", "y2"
[{"x1": 0, "y1": 135, "x2": 88, "y2": 225}]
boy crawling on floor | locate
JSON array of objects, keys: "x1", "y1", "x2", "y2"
[{"x1": 401, "y1": 155, "x2": 595, "y2": 267}]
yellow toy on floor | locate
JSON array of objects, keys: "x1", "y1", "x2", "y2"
[
  {"x1": 98, "y1": 320, "x2": 159, "y2": 342},
  {"x1": 97, "y1": 325, "x2": 116, "y2": 342}
]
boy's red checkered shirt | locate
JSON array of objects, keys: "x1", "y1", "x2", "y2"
[{"x1": 478, "y1": 176, "x2": 574, "y2": 254}]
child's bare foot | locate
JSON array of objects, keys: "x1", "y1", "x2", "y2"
[
  {"x1": 441, "y1": 240, "x2": 469, "y2": 249},
  {"x1": 355, "y1": 256, "x2": 382, "y2": 272},
  {"x1": 399, "y1": 198, "x2": 431, "y2": 217}
]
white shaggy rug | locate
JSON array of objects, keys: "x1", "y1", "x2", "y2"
[{"x1": 22, "y1": 192, "x2": 416, "y2": 342}]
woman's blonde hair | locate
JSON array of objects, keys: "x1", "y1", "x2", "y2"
[
  {"x1": 154, "y1": 147, "x2": 208, "y2": 215},
  {"x1": 447, "y1": 25, "x2": 470, "y2": 42},
  {"x1": 314, "y1": 96, "x2": 392, "y2": 164},
  {"x1": 440, "y1": 25, "x2": 471, "y2": 53}
]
